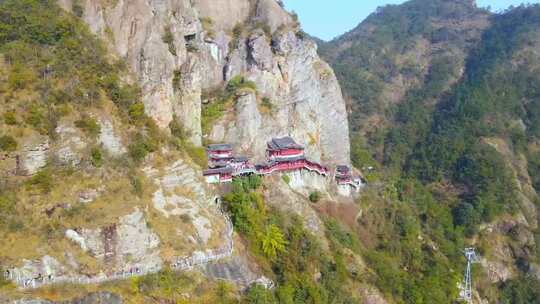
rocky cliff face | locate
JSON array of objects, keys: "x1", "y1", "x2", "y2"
[
  {"x1": 57, "y1": 0, "x2": 350, "y2": 165},
  {"x1": 1, "y1": 1, "x2": 353, "y2": 302}
]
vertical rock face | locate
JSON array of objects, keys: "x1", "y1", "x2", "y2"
[
  {"x1": 98, "y1": 118, "x2": 126, "y2": 156},
  {"x1": 60, "y1": 0, "x2": 350, "y2": 164},
  {"x1": 60, "y1": 0, "x2": 204, "y2": 145},
  {"x1": 210, "y1": 29, "x2": 350, "y2": 165},
  {"x1": 192, "y1": 0, "x2": 251, "y2": 31}
]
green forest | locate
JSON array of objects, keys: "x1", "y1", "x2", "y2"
[{"x1": 321, "y1": 1, "x2": 540, "y2": 303}]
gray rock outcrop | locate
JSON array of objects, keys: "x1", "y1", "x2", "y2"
[
  {"x1": 16, "y1": 136, "x2": 49, "y2": 176},
  {"x1": 212, "y1": 29, "x2": 350, "y2": 165},
  {"x1": 65, "y1": 209, "x2": 162, "y2": 272},
  {"x1": 12, "y1": 292, "x2": 122, "y2": 304},
  {"x1": 98, "y1": 118, "x2": 126, "y2": 156},
  {"x1": 116, "y1": 209, "x2": 162, "y2": 271},
  {"x1": 54, "y1": 124, "x2": 87, "y2": 166},
  {"x1": 202, "y1": 254, "x2": 261, "y2": 288},
  {"x1": 359, "y1": 285, "x2": 389, "y2": 304},
  {"x1": 144, "y1": 159, "x2": 220, "y2": 245},
  {"x1": 193, "y1": 0, "x2": 251, "y2": 31},
  {"x1": 57, "y1": 0, "x2": 350, "y2": 165}
]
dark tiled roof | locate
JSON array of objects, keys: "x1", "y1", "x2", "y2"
[
  {"x1": 268, "y1": 136, "x2": 304, "y2": 150},
  {"x1": 233, "y1": 156, "x2": 249, "y2": 162},
  {"x1": 207, "y1": 143, "x2": 233, "y2": 152},
  {"x1": 203, "y1": 166, "x2": 233, "y2": 175},
  {"x1": 336, "y1": 165, "x2": 350, "y2": 173}
]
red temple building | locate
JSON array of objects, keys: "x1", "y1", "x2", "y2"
[
  {"x1": 207, "y1": 143, "x2": 234, "y2": 168},
  {"x1": 334, "y1": 165, "x2": 363, "y2": 189},
  {"x1": 204, "y1": 144, "x2": 257, "y2": 183},
  {"x1": 266, "y1": 137, "x2": 304, "y2": 161},
  {"x1": 257, "y1": 137, "x2": 329, "y2": 176},
  {"x1": 256, "y1": 157, "x2": 329, "y2": 176},
  {"x1": 202, "y1": 138, "x2": 330, "y2": 184},
  {"x1": 230, "y1": 156, "x2": 257, "y2": 176}
]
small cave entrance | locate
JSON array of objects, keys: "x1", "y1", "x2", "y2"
[
  {"x1": 184, "y1": 34, "x2": 197, "y2": 42},
  {"x1": 184, "y1": 34, "x2": 198, "y2": 52}
]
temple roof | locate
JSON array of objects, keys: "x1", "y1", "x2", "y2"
[
  {"x1": 268, "y1": 136, "x2": 304, "y2": 150},
  {"x1": 336, "y1": 165, "x2": 350, "y2": 173},
  {"x1": 207, "y1": 143, "x2": 233, "y2": 152},
  {"x1": 233, "y1": 156, "x2": 249, "y2": 162}
]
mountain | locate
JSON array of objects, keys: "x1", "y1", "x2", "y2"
[
  {"x1": 0, "y1": 0, "x2": 363, "y2": 303},
  {"x1": 320, "y1": 0, "x2": 540, "y2": 303},
  {"x1": 321, "y1": 0, "x2": 489, "y2": 146},
  {"x1": 2, "y1": 0, "x2": 540, "y2": 303}
]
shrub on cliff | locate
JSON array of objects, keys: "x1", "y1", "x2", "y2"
[
  {"x1": 0, "y1": 135, "x2": 17, "y2": 152},
  {"x1": 75, "y1": 115, "x2": 100, "y2": 138},
  {"x1": 3, "y1": 112, "x2": 18, "y2": 125},
  {"x1": 309, "y1": 191, "x2": 321, "y2": 203},
  {"x1": 227, "y1": 75, "x2": 257, "y2": 94}
]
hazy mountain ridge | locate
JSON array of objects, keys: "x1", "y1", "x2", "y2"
[
  {"x1": 0, "y1": 0, "x2": 366, "y2": 303},
  {"x1": 320, "y1": 1, "x2": 540, "y2": 303}
]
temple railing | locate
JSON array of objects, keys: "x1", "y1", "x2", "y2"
[{"x1": 257, "y1": 159, "x2": 328, "y2": 176}]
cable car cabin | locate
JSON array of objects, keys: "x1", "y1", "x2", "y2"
[
  {"x1": 266, "y1": 137, "x2": 304, "y2": 161},
  {"x1": 203, "y1": 167, "x2": 233, "y2": 184}
]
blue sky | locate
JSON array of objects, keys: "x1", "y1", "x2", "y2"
[{"x1": 283, "y1": 0, "x2": 540, "y2": 41}]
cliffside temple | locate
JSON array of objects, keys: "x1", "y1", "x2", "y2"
[
  {"x1": 256, "y1": 157, "x2": 328, "y2": 176},
  {"x1": 266, "y1": 136, "x2": 305, "y2": 160},
  {"x1": 334, "y1": 165, "x2": 364, "y2": 190},
  {"x1": 206, "y1": 143, "x2": 234, "y2": 168},
  {"x1": 203, "y1": 137, "x2": 362, "y2": 188}
]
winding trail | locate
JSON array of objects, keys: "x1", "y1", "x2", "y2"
[{"x1": 4, "y1": 204, "x2": 237, "y2": 290}]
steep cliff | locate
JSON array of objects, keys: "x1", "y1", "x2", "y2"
[
  {"x1": 57, "y1": 0, "x2": 350, "y2": 165},
  {"x1": 0, "y1": 0, "x2": 356, "y2": 302}
]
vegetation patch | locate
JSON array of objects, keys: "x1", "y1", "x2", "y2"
[
  {"x1": 200, "y1": 17, "x2": 215, "y2": 40},
  {"x1": 75, "y1": 115, "x2": 100, "y2": 138},
  {"x1": 226, "y1": 75, "x2": 257, "y2": 94},
  {"x1": 259, "y1": 97, "x2": 274, "y2": 115},
  {"x1": 0, "y1": 135, "x2": 18, "y2": 151},
  {"x1": 229, "y1": 23, "x2": 246, "y2": 51},
  {"x1": 3, "y1": 112, "x2": 17, "y2": 125},
  {"x1": 90, "y1": 147, "x2": 103, "y2": 167},
  {"x1": 223, "y1": 177, "x2": 362, "y2": 302},
  {"x1": 26, "y1": 169, "x2": 53, "y2": 194},
  {"x1": 309, "y1": 191, "x2": 321, "y2": 203},
  {"x1": 169, "y1": 117, "x2": 207, "y2": 167},
  {"x1": 162, "y1": 26, "x2": 176, "y2": 56}
]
